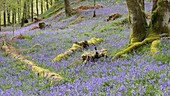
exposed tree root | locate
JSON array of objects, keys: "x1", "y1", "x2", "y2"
[
  {"x1": 53, "y1": 37, "x2": 103, "y2": 62},
  {"x1": 113, "y1": 36, "x2": 160, "y2": 60},
  {"x1": 150, "y1": 39, "x2": 160, "y2": 54},
  {"x1": 1, "y1": 37, "x2": 63, "y2": 81},
  {"x1": 113, "y1": 33, "x2": 170, "y2": 60}
]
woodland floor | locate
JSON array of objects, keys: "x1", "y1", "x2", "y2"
[{"x1": 0, "y1": 1, "x2": 170, "y2": 95}]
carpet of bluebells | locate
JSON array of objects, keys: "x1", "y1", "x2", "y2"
[{"x1": 0, "y1": 0, "x2": 170, "y2": 95}]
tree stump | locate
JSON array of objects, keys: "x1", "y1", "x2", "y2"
[{"x1": 39, "y1": 22, "x2": 46, "y2": 29}]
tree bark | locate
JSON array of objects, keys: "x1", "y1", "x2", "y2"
[
  {"x1": 3, "y1": 11, "x2": 6, "y2": 27},
  {"x1": 149, "y1": 0, "x2": 170, "y2": 36},
  {"x1": 7, "y1": 8, "x2": 11, "y2": 25},
  {"x1": 46, "y1": 0, "x2": 49, "y2": 10},
  {"x1": 152, "y1": 0, "x2": 158, "y2": 11},
  {"x1": 64, "y1": 0, "x2": 72, "y2": 16},
  {"x1": 50, "y1": 0, "x2": 53, "y2": 6},
  {"x1": 0, "y1": 12, "x2": 1, "y2": 31},
  {"x1": 41, "y1": 0, "x2": 44, "y2": 14},
  {"x1": 31, "y1": 0, "x2": 34, "y2": 21},
  {"x1": 17, "y1": 0, "x2": 21, "y2": 23},
  {"x1": 21, "y1": 2, "x2": 27, "y2": 27},
  {"x1": 126, "y1": 0, "x2": 147, "y2": 44},
  {"x1": 36, "y1": 0, "x2": 39, "y2": 17}
]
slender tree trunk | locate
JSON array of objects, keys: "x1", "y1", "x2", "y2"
[
  {"x1": 27, "y1": 0, "x2": 31, "y2": 19},
  {"x1": 93, "y1": 0, "x2": 96, "y2": 17},
  {"x1": 41, "y1": 0, "x2": 44, "y2": 14},
  {"x1": 7, "y1": 8, "x2": 11, "y2": 25},
  {"x1": 36, "y1": 0, "x2": 39, "y2": 17},
  {"x1": 46, "y1": 0, "x2": 49, "y2": 10},
  {"x1": 0, "y1": 12, "x2": 1, "y2": 31},
  {"x1": 17, "y1": 0, "x2": 21, "y2": 23},
  {"x1": 149, "y1": 0, "x2": 170, "y2": 36},
  {"x1": 21, "y1": 2, "x2": 27, "y2": 27},
  {"x1": 12, "y1": 9, "x2": 15, "y2": 24},
  {"x1": 126, "y1": 0, "x2": 147, "y2": 44},
  {"x1": 12, "y1": 9, "x2": 15, "y2": 36},
  {"x1": 50, "y1": 0, "x2": 53, "y2": 6},
  {"x1": 31, "y1": 0, "x2": 34, "y2": 21},
  {"x1": 4, "y1": 11, "x2": 6, "y2": 27},
  {"x1": 64, "y1": 0, "x2": 72, "y2": 16}
]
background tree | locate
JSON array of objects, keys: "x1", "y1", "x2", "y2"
[
  {"x1": 21, "y1": 2, "x2": 27, "y2": 27},
  {"x1": 36, "y1": 0, "x2": 39, "y2": 17},
  {"x1": 41, "y1": 0, "x2": 44, "y2": 14},
  {"x1": 0, "y1": 12, "x2": 1, "y2": 31},
  {"x1": 46, "y1": 0, "x2": 49, "y2": 10},
  {"x1": 64, "y1": 0, "x2": 72, "y2": 16},
  {"x1": 3, "y1": 2, "x2": 7, "y2": 27},
  {"x1": 31, "y1": 0, "x2": 34, "y2": 21}
]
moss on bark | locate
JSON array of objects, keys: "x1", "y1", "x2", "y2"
[{"x1": 53, "y1": 37, "x2": 103, "y2": 62}]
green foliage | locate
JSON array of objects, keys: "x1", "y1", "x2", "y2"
[
  {"x1": 39, "y1": 1, "x2": 64, "y2": 18},
  {"x1": 153, "y1": 39, "x2": 170, "y2": 64}
]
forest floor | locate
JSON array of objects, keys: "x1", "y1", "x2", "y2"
[{"x1": 0, "y1": 1, "x2": 170, "y2": 95}]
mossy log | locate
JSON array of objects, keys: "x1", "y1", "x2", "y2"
[
  {"x1": 1, "y1": 38, "x2": 63, "y2": 81},
  {"x1": 53, "y1": 37, "x2": 103, "y2": 62},
  {"x1": 68, "y1": 48, "x2": 107, "y2": 68},
  {"x1": 81, "y1": 48, "x2": 107, "y2": 63}
]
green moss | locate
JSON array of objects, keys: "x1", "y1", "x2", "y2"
[
  {"x1": 53, "y1": 53, "x2": 66, "y2": 62},
  {"x1": 53, "y1": 37, "x2": 103, "y2": 62},
  {"x1": 150, "y1": 40, "x2": 160, "y2": 54},
  {"x1": 113, "y1": 37, "x2": 160, "y2": 59},
  {"x1": 87, "y1": 37, "x2": 103, "y2": 45}
]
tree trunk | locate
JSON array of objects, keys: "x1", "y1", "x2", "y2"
[
  {"x1": 126, "y1": 0, "x2": 147, "y2": 44},
  {"x1": 7, "y1": 8, "x2": 11, "y2": 25},
  {"x1": 31, "y1": 0, "x2": 34, "y2": 21},
  {"x1": 46, "y1": 0, "x2": 49, "y2": 10},
  {"x1": 64, "y1": 0, "x2": 72, "y2": 16},
  {"x1": 93, "y1": 0, "x2": 96, "y2": 17},
  {"x1": 0, "y1": 12, "x2": 1, "y2": 31},
  {"x1": 12, "y1": 9, "x2": 15, "y2": 24},
  {"x1": 36, "y1": 0, "x2": 39, "y2": 17},
  {"x1": 50, "y1": 0, "x2": 53, "y2": 6},
  {"x1": 149, "y1": 0, "x2": 170, "y2": 36},
  {"x1": 21, "y1": 2, "x2": 27, "y2": 27},
  {"x1": 137, "y1": 0, "x2": 144, "y2": 10},
  {"x1": 41, "y1": 0, "x2": 44, "y2": 14},
  {"x1": 4, "y1": 11, "x2": 6, "y2": 27},
  {"x1": 17, "y1": 0, "x2": 21, "y2": 23}
]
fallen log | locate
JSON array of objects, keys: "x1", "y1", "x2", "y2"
[
  {"x1": 107, "y1": 13, "x2": 122, "y2": 21},
  {"x1": 1, "y1": 37, "x2": 63, "y2": 81},
  {"x1": 53, "y1": 37, "x2": 103, "y2": 62},
  {"x1": 67, "y1": 47, "x2": 108, "y2": 68},
  {"x1": 81, "y1": 47, "x2": 108, "y2": 63}
]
